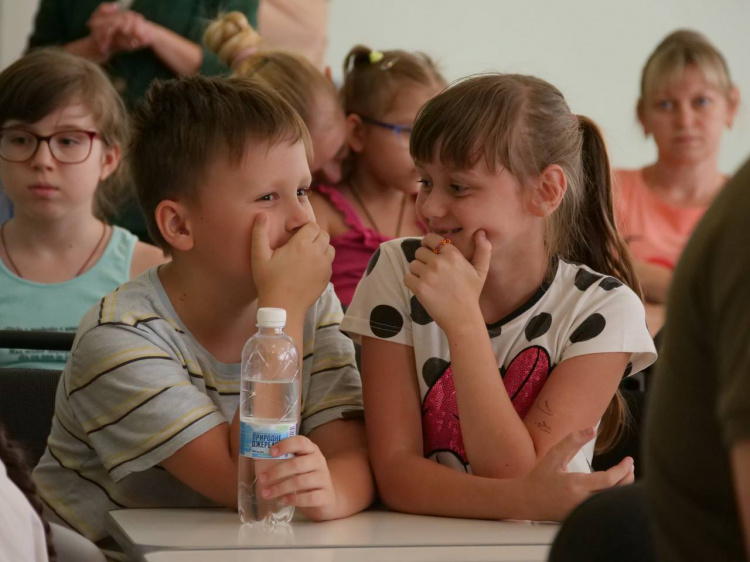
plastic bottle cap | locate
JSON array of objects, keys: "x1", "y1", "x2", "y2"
[{"x1": 257, "y1": 307, "x2": 286, "y2": 328}]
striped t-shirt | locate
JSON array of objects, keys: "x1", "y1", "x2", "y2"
[{"x1": 33, "y1": 268, "x2": 362, "y2": 543}]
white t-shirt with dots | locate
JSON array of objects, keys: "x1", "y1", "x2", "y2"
[{"x1": 341, "y1": 238, "x2": 657, "y2": 474}]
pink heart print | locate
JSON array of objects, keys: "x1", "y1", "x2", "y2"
[{"x1": 422, "y1": 346, "x2": 551, "y2": 465}]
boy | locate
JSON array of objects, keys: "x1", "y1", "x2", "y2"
[{"x1": 33, "y1": 76, "x2": 374, "y2": 547}]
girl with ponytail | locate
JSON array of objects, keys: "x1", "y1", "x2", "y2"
[{"x1": 340, "y1": 74, "x2": 656, "y2": 521}]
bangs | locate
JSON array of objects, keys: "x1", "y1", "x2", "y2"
[{"x1": 410, "y1": 74, "x2": 528, "y2": 176}]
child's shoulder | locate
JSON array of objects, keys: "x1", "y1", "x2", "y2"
[{"x1": 551, "y1": 259, "x2": 643, "y2": 312}]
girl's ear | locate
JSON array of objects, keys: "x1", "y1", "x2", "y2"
[
  {"x1": 346, "y1": 113, "x2": 366, "y2": 153},
  {"x1": 99, "y1": 144, "x2": 121, "y2": 181},
  {"x1": 155, "y1": 200, "x2": 194, "y2": 252},
  {"x1": 529, "y1": 164, "x2": 566, "y2": 217}
]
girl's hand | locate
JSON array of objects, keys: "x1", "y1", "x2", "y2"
[
  {"x1": 521, "y1": 428, "x2": 635, "y2": 522},
  {"x1": 88, "y1": 6, "x2": 153, "y2": 55},
  {"x1": 251, "y1": 214, "x2": 334, "y2": 312},
  {"x1": 404, "y1": 231, "x2": 492, "y2": 328},
  {"x1": 258, "y1": 436, "x2": 337, "y2": 521}
]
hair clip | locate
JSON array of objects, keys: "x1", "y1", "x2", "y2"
[{"x1": 369, "y1": 51, "x2": 384, "y2": 64}]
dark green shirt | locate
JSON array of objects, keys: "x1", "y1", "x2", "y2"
[
  {"x1": 28, "y1": 0, "x2": 259, "y2": 110},
  {"x1": 645, "y1": 157, "x2": 750, "y2": 561}
]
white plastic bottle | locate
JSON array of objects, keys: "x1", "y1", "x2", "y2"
[{"x1": 238, "y1": 307, "x2": 300, "y2": 524}]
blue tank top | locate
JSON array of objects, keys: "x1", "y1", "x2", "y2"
[{"x1": 0, "y1": 226, "x2": 137, "y2": 369}]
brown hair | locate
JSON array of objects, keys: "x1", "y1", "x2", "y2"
[
  {"x1": 340, "y1": 45, "x2": 445, "y2": 117},
  {"x1": 411, "y1": 74, "x2": 640, "y2": 452},
  {"x1": 204, "y1": 11, "x2": 336, "y2": 127},
  {"x1": 130, "y1": 75, "x2": 312, "y2": 250},
  {"x1": 639, "y1": 29, "x2": 734, "y2": 113},
  {"x1": 0, "y1": 48, "x2": 129, "y2": 221},
  {"x1": 0, "y1": 425, "x2": 56, "y2": 561}
]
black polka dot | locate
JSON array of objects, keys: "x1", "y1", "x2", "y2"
[
  {"x1": 574, "y1": 269, "x2": 603, "y2": 291},
  {"x1": 422, "y1": 357, "x2": 450, "y2": 388},
  {"x1": 623, "y1": 362, "x2": 633, "y2": 378},
  {"x1": 410, "y1": 295, "x2": 433, "y2": 325},
  {"x1": 599, "y1": 277, "x2": 623, "y2": 291},
  {"x1": 570, "y1": 313, "x2": 606, "y2": 343},
  {"x1": 525, "y1": 313, "x2": 552, "y2": 341},
  {"x1": 401, "y1": 238, "x2": 422, "y2": 263},
  {"x1": 487, "y1": 324, "x2": 502, "y2": 338},
  {"x1": 369, "y1": 305, "x2": 403, "y2": 338},
  {"x1": 366, "y1": 248, "x2": 381, "y2": 276}
]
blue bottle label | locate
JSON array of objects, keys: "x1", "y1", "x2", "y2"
[{"x1": 240, "y1": 420, "x2": 297, "y2": 459}]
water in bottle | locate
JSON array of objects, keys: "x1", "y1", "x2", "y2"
[{"x1": 238, "y1": 307, "x2": 300, "y2": 524}]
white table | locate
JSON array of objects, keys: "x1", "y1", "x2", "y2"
[
  {"x1": 107, "y1": 508, "x2": 558, "y2": 561},
  {"x1": 143, "y1": 545, "x2": 551, "y2": 562}
]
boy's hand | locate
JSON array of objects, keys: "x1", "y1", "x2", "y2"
[
  {"x1": 404, "y1": 231, "x2": 491, "y2": 329},
  {"x1": 251, "y1": 214, "x2": 334, "y2": 311},
  {"x1": 258, "y1": 435, "x2": 337, "y2": 521}
]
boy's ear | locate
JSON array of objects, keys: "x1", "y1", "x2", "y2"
[
  {"x1": 155, "y1": 200, "x2": 194, "y2": 252},
  {"x1": 346, "y1": 113, "x2": 366, "y2": 153},
  {"x1": 528, "y1": 164, "x2": 566, "y2": 217},
  {"x1": 99, "y1": 144, "x2": 121, "y2": 181}
]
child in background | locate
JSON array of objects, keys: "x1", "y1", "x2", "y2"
[
  {"x1": 615, "y1": 30, "x2": 739, "y2": 306},
  {"x1": 204, "y1": 12, "x2": 348, "y2": 186},
  {"x1": 33, "y1": 76, "x2": 373, "y2": 552},
  {"x1": 309, "y1": 46, "x2": 445, "y2": 306},
  {"x1": 0, "y1": 49, "x2": 164, "y2": 370},
  {"x1": 342, "y1": 74, "x2": 657, "y2": 521}
]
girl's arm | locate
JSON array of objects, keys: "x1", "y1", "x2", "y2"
[
  {"x1": 634, "y1": 260, "x2": 672, "y2": 303},
  {"x1": 362, "y1": 336, "x2": 633, "y2": 521},
  {"x1": 446, "y1": 311, "x2": 628, "y2": 477}
]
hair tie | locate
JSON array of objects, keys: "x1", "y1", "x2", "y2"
[
  {"x1": 369, "y1": 51, "x2": 384, "y2": 64},
  {"x1": 231, "y1": 47, "x2": 259, "y2": 71}
]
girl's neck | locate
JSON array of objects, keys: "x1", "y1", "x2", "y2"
[
  {"x1": 645, "y1": 157, "x2": 725, "y2": 206},
  {"x1": 479, "y1": 232, "x2": 549, "y2": 325},
  {"x1": 159, "y1": 260, "x2": 258, "y2": 363},
  {"x1": 9, "y1": 207, "x2": 102, "y2": 254},
  {"x1": 348, "y1": 166, "x2": 405, "y2": 204}
]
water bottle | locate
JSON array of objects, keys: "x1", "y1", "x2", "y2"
[{"x1": 238, "y1": 307, "x2": 301, "y2": 524}]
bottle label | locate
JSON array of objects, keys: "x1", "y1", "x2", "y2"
[{"x1": 240, "y1": 420, "x2": 298, "y2": 459}]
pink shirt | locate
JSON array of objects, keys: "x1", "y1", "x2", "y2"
[{"x1": 614, "y1": 168, "x2": 711, "y2": 270}]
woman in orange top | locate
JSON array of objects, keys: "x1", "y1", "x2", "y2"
[{"x1": 615, "y1": 30, "x2": 739, "y2": 308}]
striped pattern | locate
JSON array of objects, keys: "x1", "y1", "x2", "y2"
[{"x1": 33, "y1": 270, "x2": 362, "y2": 542}]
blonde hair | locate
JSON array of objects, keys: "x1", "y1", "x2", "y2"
[
  {"x1": 204, "y1": 11, "x2": 336, "y2": 127},
  {"x1": 411, "y1": 74, "x2": 640, "y2": 453},
  {"x1": 639, "y1": 30, "x2": 734, "y2": 110},
  {"x1": 340, "y1": 45, "x2": 445, "y2": 117},
  {"x1": 0, "y1": 48, "x2": 129, "y2": 221}
]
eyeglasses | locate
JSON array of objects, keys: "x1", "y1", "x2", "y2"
[
  {"x1": 360, "y1": 116, "x2": 413, "y2": 145},
  {"x1": 0, "y1": 129, "x2": 101, "y2": 164}
]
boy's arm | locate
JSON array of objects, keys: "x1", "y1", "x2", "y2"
[{"x1": 159, "y1": 411, "x2": 241, "y2": 509}]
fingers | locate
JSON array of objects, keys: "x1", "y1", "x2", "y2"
[
  {"x1": 251, "y1": 213, "x2": 272, "y2": 266},
  {"x1": 259, "y1": 454, "x2": 320, "y2": 486},
  {"x1": 471, "y1": 230, "x2": 492, "y2": 276},
  {"x1": 421, "y1": 233, "x2": 444, "y2": 250},
  {"x1": 270, "y1": 435, "x2": 317, "y2": 458},
  {"x1": 542, "y1": 427, "x2": 596, "y2": 471},
  {"x1": 579, "y1": 457, "x2": 635, "y2": 493},
  {"x1": 281, "y1": 489, "x2": 330, "y2": 508},
  {"x1": 262, "y1": 471, "x2": 324, "y2": 500}
]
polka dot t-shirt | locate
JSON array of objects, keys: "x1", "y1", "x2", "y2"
[{"x1": 341, "y1": 238, "x2": 657, "y2": 474}]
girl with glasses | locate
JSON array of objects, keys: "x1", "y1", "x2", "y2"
[
  {"x1": 309, "y1": 46, "x2": 445, "y2": 307},
  {"x1": 0, "y1": 49, "x2": 165, "y2": 370}
]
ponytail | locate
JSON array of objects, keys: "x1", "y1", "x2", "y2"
[
  {"x1": 575, "y1": 115, "x2": 640, "y2": 454},
  {"x1": 0, "y1": 425, "x2": 56, "y2": 561}
]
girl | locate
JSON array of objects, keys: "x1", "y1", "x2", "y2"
[
  {"x1": 615, "y1": 30, "x2": 739, "y2": 307},
  {"x1": 341, "y1": 74, "x2": 657, "y2": 521},
  {"x1": 0, "y1": 49, "x2": 165, "y2": 370},
  {"x1": 203, "y1": 12, "x2": 348, "y2": 186},
  {"x1": 310, "y1": 46, "x2": 445, "y2": 306}
]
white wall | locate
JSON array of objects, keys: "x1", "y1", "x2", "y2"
[{"x1": 2, "y1": 0, "x2": 748, "y2": 172}]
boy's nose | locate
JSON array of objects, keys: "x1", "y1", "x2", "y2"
[
  {"x1": 419, "y1": 190, "x2": 447, "y2": 219},
  {"x1": 287, "y1": 200, "x2": 314, "y2": 233}
]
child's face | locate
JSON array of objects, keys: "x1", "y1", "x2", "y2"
[
  {"x1": 308, "y1": 94, "x2": 348, "y2": 186},
  {"x1": 640, "y1": 65, "x2": 737, "y2": 165},
  {"x1": 0, "y1": 102, "x2": 118, "y2": 221},
  {"x1": 186, "y1": 139, "x2": 314, "y2": 284},
  {"x1": 356, "y1": 83, "x2": 443, "y2": 193},
  {"x1": 416, "y1": 158, "x2": 537, "y2": 263}
]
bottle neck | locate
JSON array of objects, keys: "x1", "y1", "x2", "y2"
[{"x1": 258, "y1": 325, "x2": 285, "y2": 336}]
